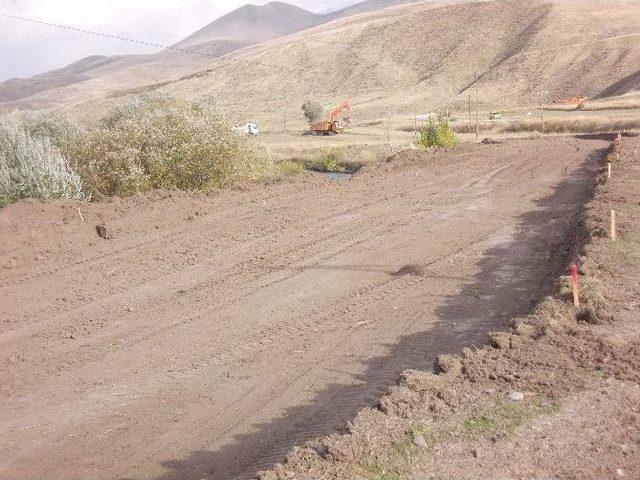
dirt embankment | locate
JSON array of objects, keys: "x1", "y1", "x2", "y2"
[
  {"x1": 259, "y1": 135, "x2": 640, "y2": 479},
  {"x1": 0, "y1": 136, "x2": 624, "y2": 480}
]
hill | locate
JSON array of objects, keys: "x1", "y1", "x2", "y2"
[
  {"x1": 173, "y1": 2, "x2": 322, "y2": 50},
  {"x1": 0, "y1": 0, "x2": 418, "y2": 104},
  {"x1": 156, "y1": 0, "x2": 640, "y2": 117},
  {"x1": 1, "y1": 0, "x2": 638, "y2": 117}
]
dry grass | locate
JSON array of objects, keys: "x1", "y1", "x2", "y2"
[{"x1": 453, "y1": 118, "x2": 640, "y2": 135}]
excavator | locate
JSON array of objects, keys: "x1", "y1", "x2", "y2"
[{"x1": 308, "y1": 100, "x2": 351, "y2": 135}]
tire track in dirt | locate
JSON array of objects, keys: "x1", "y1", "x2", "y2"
[{"x1": 0, "y1": 137, "x2": 609, "y2": 480}]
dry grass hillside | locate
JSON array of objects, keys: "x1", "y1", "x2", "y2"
[
  {"x1": 0, "y1": 0, "x2": 419, "y2": 106},
  {"x1": 0, "y1": 2, "x2": 320, "y2": 104},
  {"x1": 157, "y1": 0, "x2": 639, "y2": 117},
  {"x1": 1, "y1": 0, "x2": 638, "y2": 119}
]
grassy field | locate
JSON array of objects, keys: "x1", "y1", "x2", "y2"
[{"x1": 254, "y1": 98, "x2": 640, "y2": 164}]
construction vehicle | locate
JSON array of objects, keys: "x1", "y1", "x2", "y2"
[
  {"x1": 307, "y1": 100, "x2": 351, "y2": 135},
  {"x1": 554, "y1": 96, "x2": 587, "y2": 105}
]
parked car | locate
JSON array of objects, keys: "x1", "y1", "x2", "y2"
[{"x1": 235, "y1": 122, "x2": 260, "y2": 135}]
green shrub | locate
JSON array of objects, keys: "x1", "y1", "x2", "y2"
[
  {"x1": 66, "y1": 94, "x2": 275, "y2": 197},
  {"x1": 417, "y1": 115, "x2": 458, "y2": 148},
  {"x1": 0, "y1": 113, "x2": 83, "y2": 207},
  {"x1": 301, "y1": 100, "x2": 323, "y2": 123},
  {"x1": 321, "y1": 152, "x2": 341, "y2": 172},
  {"x1": 277, "y1": 160, "x2": 303, "y2": 176},
  {"x1": 21, "y1": 111, "x2": 84, "y2": 152}
]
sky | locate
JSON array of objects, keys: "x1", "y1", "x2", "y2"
[{"x1": 0, "y1": 0, "x2": 360, "y2": 81}]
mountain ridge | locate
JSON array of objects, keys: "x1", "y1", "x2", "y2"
[
  {"x1": 1, "y1": 0, "x2": 638, "y2": 115},
  {"x1": 0, "y1": 0, "x2": 419, "y2": 103}
]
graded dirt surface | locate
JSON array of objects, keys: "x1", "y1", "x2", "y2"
[
  {"x1": 1, "y1": 136, "x2": 610, "y2": 479},
  {"x1": 258, "y1": 134, "x2": 639, "y2": 480}
]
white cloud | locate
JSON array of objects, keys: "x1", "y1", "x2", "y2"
[{"x1": 0, "y1": 0, "x2": 361, "y2": 80}]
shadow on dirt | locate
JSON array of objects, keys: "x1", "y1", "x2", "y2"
[{"x1": 139, "y1": 141, "x2": 607, "y2": 480}]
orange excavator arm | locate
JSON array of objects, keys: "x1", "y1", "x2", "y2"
[
  {"x1": 330, "y1": 100, "x2": 351, "y2": 124},
  {"x1": 308, "y1": 99, "x2": 351, "y2": 135}
]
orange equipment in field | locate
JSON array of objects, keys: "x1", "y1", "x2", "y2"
[
  {"x1": 555, "y1": 96, "x2": 587, "y2": 105},
  {"x1": 309, "y1": 100, "x2": 351, "y2": 135}
]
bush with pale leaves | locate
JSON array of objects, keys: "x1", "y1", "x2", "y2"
[
  {"x1": 0, "y1": 113, "x2": 83, "y2": 207},
  {"x1": 66, "y1": 94, "x2": 276, "y2": 198}
]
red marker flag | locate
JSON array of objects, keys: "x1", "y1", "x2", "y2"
[{"x1": 570, "y1": 264, "x2": 579, "y2": 283}]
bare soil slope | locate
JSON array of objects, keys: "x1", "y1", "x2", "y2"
[
  {"x1": 258, "y1": 134, "x2": 640, "y2": 480},
  {"x1": 1, "y1": 136, "x2": 609, "y2": 479}
]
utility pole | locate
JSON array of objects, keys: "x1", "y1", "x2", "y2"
[
  {"x1": 504, "y1": 110, "x2": 508, "y2": 140},
  {"x1": 387, "y1": 112, "x2": 391, "y2": 144},
  {"x1": 468, "y1": 90, "x2": 472, "y2": 132},
  {"x1": 540, "y1": 89, "x2": 548, "y2": 134},
  {"x1": 283, "y1": 107, "x2": 287, "y2": 135},
  {"x1": 475, "y1": 75, "x2": 479, "y2": 140}
]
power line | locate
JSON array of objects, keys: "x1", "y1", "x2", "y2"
[{"x1": 0, "y1": 12, "x2": 217, "y2": 59}]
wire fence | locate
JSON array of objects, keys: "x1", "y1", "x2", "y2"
[{"x1": 223, "y1": 101, "x2": 632, "y2": 143}]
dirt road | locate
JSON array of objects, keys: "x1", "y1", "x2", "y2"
[{"x1": 0, "y1": 137, "x2": 608, "y2": 480}]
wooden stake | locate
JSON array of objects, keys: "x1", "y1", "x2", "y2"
[
  {"x1": 570, "y1": 264, "x2": 580, "y2": 308},
  {"x1": 607, "y1": 162, "x2": 611, "y2": 179},
  {"x1": 572, "y1": 282, "x2": 580, "y2": 308},
  {"x1": 610, "y1": 209, "x2": 617, "y2": 241},
  {"x1": 414, "y1": 114, "x2": 418, "y2": 133},
  {"x1": 76, "y1": 207, "x2": 84, "y2": 222}
]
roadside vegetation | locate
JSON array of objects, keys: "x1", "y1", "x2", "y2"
[
  {"x1": 295, "y1": 150, "x2": 363, "y2": 174},
  {"x1": 64, "y1": 95, "x2": 277, "y2": 198},
  {"x1": 452, "y1": 117, "x2": 640, "y2": 135},
  {"x1": 301, "y1": 99, "x2": 324, "y2": 123},
  {"x1": 0, "y1": 113, "x2": 83, "y2": 207},
  {"x1": 0, "y1": 94, "x2": 291, "y2": 207},
  {"x1": 416, "y1": 115, "x2": 458, "y2": 147}
]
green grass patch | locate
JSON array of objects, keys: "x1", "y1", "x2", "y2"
[
  {"x1": 362, "y1": 397, "x2": 560, "y2": 480},
  {"x1": 613, "y1": 235, "x2": 640, "y2": 270},
  {"x1": 299, "y1": 149, "x2": 362, "y2": 174},
  {"x1": 276, "y1": 160, "x2": 303, "y2": 176},
  {"x1": 463, "y1": 398, "x2": 561, "y2": 438},
  {"x1": 559, "y1": 274, "x2": 606, "y2": 311},
  {"x1": 364, "y1": 440, "x2": 419, "y2": 480}
]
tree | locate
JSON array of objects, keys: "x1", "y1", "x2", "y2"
[{"x1": 301, "y1": 100, "x2": 323, "y2": 123}]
